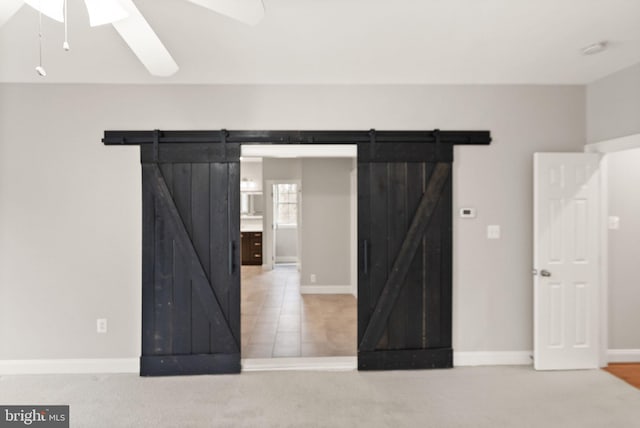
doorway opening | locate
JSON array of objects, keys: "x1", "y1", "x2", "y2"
[
  {"x1": 602, "y1": 147, "x2": 640, "y2": 369},
  {"x1": 268, "y1": 181, "x2": 301, "y2": 270},
  {"x1": 239, "y1": 145, "x2": 358, "y2": 368},
  {"x1": 583, "y1": 135, "x2": 640, "y2": 369}
]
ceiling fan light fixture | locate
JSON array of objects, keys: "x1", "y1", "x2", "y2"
[
  {"x1": 83, "y1": 0, "x2": 129, "y2": 27},
  {"x1": 581, "y1": 41, "x2": 608, "y2": 56}
]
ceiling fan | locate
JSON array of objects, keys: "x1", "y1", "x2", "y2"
[{"x1": 0, "y1": 0, "x2": 265, "y2": 77}]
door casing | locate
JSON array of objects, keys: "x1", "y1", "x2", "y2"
[{"x1": 585, "y1": 132, "x2": 640, "y2": 366}]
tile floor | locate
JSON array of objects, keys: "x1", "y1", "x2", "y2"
[{"x1": 241, "y1": 265, "x2": 357, "y2": 358}]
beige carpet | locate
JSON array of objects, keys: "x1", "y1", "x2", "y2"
[{"x1": 2, "y1": 366, "x2": 640, "y2": 427}]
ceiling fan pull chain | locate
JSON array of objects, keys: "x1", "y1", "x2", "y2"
[
  {"x1": 35, "y1": 8, "x2": 46, "y2": 77},
  {"x1": 63, "y1": 0, "x2": 70, "y2": 51}
]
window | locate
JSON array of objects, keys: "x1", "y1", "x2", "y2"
[{"x1": 274, "y1": 183, "x2": 298, "y2": 226}]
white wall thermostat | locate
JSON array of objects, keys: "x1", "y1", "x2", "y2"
[{"x1": 459, "y1": 208, "x2": 476, "y2": 218}]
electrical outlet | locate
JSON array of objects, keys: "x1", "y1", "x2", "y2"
[
  {"x1": 96, "y1": 318, "x2": 108, "y2": 334},
  {"x1": 310, "y1": 274, "x2": 317, "y2": 284}
]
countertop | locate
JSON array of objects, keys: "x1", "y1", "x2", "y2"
[{"x1": 241, "y1": 227, "x2": 263, "y2": 233}]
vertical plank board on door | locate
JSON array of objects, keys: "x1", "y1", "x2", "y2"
[
  {"x1": 141, "y1": 165, "x2": 156, "y2": 356},
  {"x1": 190, "y1": 163, "x2": 211, "y2": 354},
  {"x1": 369, "y1": 163, "x2": 390, "y2": 349},
  {"x1": 210, "y1": 163, "x2": 231, "y2": 353},
  {"x1": 153, "y1": 165, "x2": 174, "y2": 355},
  {"x1": 423, "y1": 172, "x2": 443, "y2": 348},
  {"x1": 171, "y1": 163, "x2": 193, "y2": 355},
  {"x1": 357, "y1": 162, "x2": 372, "y2": 343},
  {"x1": 439, "y1": 171, "x2": 453, "y2": 348},
  {"x1": 387, "y1": 163, "x2": 409, "y2": 349},
  {"x1": 404, "y1": 162, "x2": 426, "y2": 349}
]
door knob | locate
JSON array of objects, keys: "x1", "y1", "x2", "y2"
[{"x1": 540, "y1": 270, "x2": 551, "y2": 277}]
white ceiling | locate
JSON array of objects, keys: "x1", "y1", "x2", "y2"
[{"x1": 0, "y1": 0, "x2": 639, "y2": 85}]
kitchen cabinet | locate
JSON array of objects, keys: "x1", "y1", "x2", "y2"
[{"x1": 241, "y1": 231, "x2": 262, "y2": 265}]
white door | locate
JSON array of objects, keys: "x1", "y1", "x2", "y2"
[{"x1": 533, "y1": 153, "x2": 601, "y2": 370}]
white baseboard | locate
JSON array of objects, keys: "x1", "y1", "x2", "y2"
[
  {"x1": 0, "y1": 358, "x2": 139, "y2": 375},
  {"x1": 300, "y1": 285, "x2": 353, "y2": 294},
  {"x1": 0, "y1": 352, "x2": 540, "y2": 374},
  {"x1": 607, "y1": 349, "x2": 640, "y2": 363},
  {"x1": 454, "y1": 351, "x2": 532, "y2": 366},
  {"x1": 242, "y1": 357, "x2": 356, "y2": 372},
  {"x1": 275, "y1": 256, "x2": 298, "y2": 263}
]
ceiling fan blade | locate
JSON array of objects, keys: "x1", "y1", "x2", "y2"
[
  {"x1": 185, "y1": 0, "x2": 264, "y2": 26},
  {"x1": 0, "y1": 0, "x2": 24, "y2": 28},
  {"x1": 111, "y1": 0, "x2": 179, "y2": 77},
  {"x1": 23, "y1": 0, "x2": 64, "y2": 22},
  {"x1": 83, "y1": 0, "x2": 129, "y2": 27}
]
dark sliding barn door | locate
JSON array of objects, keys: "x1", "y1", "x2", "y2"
[
  {"x1": 358, "y1": 140, "x2": 453, "y2": 370},
  {"x1": 140, "y1": 141, "x2": 240, "y2": 376}
]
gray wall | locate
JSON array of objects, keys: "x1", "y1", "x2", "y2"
[
  {"x1": 587, "y1": 62, "x2": 640, "y2": 143},
  {"x1": 262, "y1": 158, "x2": 301, "y2": 182},
  {"x1": 607, "y1": 148, "x2": 640, "y2": 349},
  {"x1": 0, "y1": 83, "x2": 585, "y2": 359},
  {"x1": 300, "y1": 159, "x2": 352, "y2": 287}
]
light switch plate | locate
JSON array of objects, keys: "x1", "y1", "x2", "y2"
[
  {"x1": 487, "y1": 225, "x2": 501, "y2": 239},
  {"x1": 97, "y1": 318, "x2": 108, "y2": 334},
  {"x1": 608, "y1": 216, "x2": 620, "y2": 230}
]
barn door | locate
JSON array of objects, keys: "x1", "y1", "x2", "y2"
[
  {"x1": 140, "y1": 140, "x2": 241, "y2": 376},
  {"x1": 358, "y1": 140, "x2": 453, "y2": 370}
]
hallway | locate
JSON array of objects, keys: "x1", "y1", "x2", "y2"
[{"x1": 241, "y1": 266, "x2": 357, "y2": 358}]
